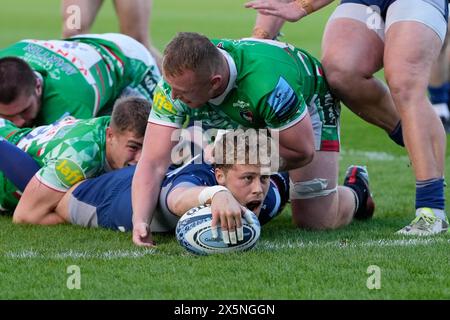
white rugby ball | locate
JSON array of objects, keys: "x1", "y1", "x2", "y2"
[{"x1": 176, "y1": 205, "x2": 261, "y2": 255}]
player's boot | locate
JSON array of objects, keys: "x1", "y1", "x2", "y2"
[
  {"x1": 396, "y1": 208, "x2": 449, "y2": 236},
  {"x1": 344, "y1": 165, "x2": 375, "y2": 220}
]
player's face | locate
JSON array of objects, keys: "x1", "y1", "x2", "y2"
[
  {"x1": 0, "y1": 92, "x2": 41, "y2": 127},
  {"x1": 165, "y1": 70, "x2": 214, "y2": 108},
  {"x1": 217, "y1": 164, "x2": 271, "y2": 216},
  {"x1": 106, "y1": 128, "x2": 144, "y2": 169}
]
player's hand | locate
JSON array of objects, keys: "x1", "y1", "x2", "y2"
[
  {"x1": 245, "y1": 0, "x2": 308, "y2": 22},
  {"x1": 132, "y1": 222, "x2": 156, "y2": 247},
  {"x1": 210, "y1": 191, "x2": 244, "y2": 245}
]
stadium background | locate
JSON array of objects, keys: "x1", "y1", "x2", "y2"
[{"x1": 0, "y1": 0, "x2": 449, "y2": 299}]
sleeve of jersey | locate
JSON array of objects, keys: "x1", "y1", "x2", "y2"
[
  {"x1": 148, "y1": 82, "x2": 186, "y2": 128},
  {"x1": 260, "y1": 77, "x2": 308, "y2": 131},
  {"x1": 35, "y1": 144, "x2": 102, "y2": 192},
  {"x1": 169, "y1": 166, "x2": 216, "y2": 191}
]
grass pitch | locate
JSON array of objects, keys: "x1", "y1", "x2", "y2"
[{"x1": 0, "y1": 0, "x2": 449, "y2": 300}]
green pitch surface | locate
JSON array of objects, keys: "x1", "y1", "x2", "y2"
[{"x1": 0, "y1": 0, "x2": 449, "y2": 300}]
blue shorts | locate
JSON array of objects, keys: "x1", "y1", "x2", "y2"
[{"x1": 69, "y1": 166, "x2": 135, "y2": 232}]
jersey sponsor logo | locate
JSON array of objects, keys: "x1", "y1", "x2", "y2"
[
  {"x1": 267, "y1": 77, "x2": 299, "y2": 122},
  {"x1": 55, "y1": 158, "x2": 85, "y2": 187},
  {"x1": 153, "y1": 91, "x2": 175, "y2": 114}
]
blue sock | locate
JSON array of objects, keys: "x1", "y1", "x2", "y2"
[
  {"x1": 0, "y1": 137, "x2": 40, "y2": 191},
  {"x1": 428, "y1": 83, "x2": 450, "y2": 104},
  {"x1": 416, "y1": 178, "x2": 445, "y2": 212},
  {"x1": 388, "y1": 121, "x2": 404, "y2": 147}
]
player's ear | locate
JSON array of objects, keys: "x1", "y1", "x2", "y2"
[
  {"x1": 210, "y1": 74, "x2": 222, "y2": 91},
  {"x1": 35, "y1": 79, "x2": 42, "y2": 97},
  {"x1": 215, "y1": 167, "x2": 226, "y2": 185},
  {"x1": 106, "y1": 126, "x2": 114, "y2": 141}
]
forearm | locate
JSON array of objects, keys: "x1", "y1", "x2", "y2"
[
  {"x1": 131, "y1": 161, "x2": 167, "y2": 227},
  {"x1": 253, "y1": 13, "x2": 286, "y2": 39},
  {"x1": 167, "y1": 186, "x2": 207, "y2": 216}
]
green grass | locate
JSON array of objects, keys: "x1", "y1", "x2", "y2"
[{"x1": 0, "y1": 0, "x2": 449, "y2": 300}]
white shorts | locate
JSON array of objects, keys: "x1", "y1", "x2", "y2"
[
  {"x1": 71, "y1": 33, "x2": 158, "y2": 68},
  {"x1": 329, "y1": 0, "x2": 448, "y2": 42}
]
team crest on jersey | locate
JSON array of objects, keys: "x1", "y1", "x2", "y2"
[
  {"x1": 240, "y1": 110, "x2": 254, "y2": 123},
  {"x1": 55, "y1": 158, "x2": 85, "y2": 187},
  {"x1": 233, "y1": 100, "x2": 253, "y2": 123}
]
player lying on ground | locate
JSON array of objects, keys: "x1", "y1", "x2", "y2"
[
  {"x1": 5, "y1": 131, "x2": 289, "y2": 245},
  {"x1": 0, "y1": 33, "x2": 160, "y2": 127},
  {"x1": 132, "y1": 32, "x2": 376, "y2": 246},
  {"x1": 0, "y1": 96, "x2": 150, "y2": 224}
]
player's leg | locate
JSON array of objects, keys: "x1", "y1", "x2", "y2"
[
  {"x1": 428, "y1": 23, "x2": 450, "y2": 127},
  {"x1": 0, "y1": 138, "x2": 40, "y2": 192},
  {"x1": 61, "y1": 0, "x2": 103, "y2": 38},
  {"x1": 321, "y1": 3, "x2": 402, "y2": 142},
  {"x1": 289, "y1": 152, "x2": 359, "y2": 229},
  {"x1": 383, "y1": 0, "x2": 448, "y2": 235},
  {"x1": 113, "y1": 0, "x2": 162, "y2": 68}
]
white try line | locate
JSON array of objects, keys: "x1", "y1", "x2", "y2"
[
  {"x1": 3, "y1": 248, "x2": 157, "y2": 260},
  {"x1": 3, "y1": 238, "x2": 449, "y2": 259},
  {"x1": 340, "y1": 149, "x2": 409, "y2": 162},
  {"x1": 258, "y1": 238, "x2": 450, "y2": 250}
]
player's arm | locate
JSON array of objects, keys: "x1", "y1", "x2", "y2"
[
  {"x1": 276, "y1": 112, "x2": 315, "y2": 171},
  {"x1": 12, "y1": 176, "x2": 66, "y2": 225},
  {"x1": 167, "y1": 185, "x2": 249, "y2": 245},
  {"x1": 245, "y1": 0, "x2": 335, "y2": 22},
  {"x1": 131, "y1": 122, "x2": 176, "y2": 247},
  {"x1": 261, "y1": 76, "x2": 315, "y2": 171}
]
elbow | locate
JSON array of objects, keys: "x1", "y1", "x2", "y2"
[
  {"x1": 284, "y1": 145, "x2": 315, "y2": 170},
  {"x1": 12, "y1": 211, "x2": 29, "y2": 224}
]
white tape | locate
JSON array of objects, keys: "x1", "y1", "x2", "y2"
[{"x1": 198, "y1": 186, "x2": 229, "y2": 205}]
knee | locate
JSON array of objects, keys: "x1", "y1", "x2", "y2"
[
  {"x1": 322, "y1": 60, "x2": 361, "y2": 95},
  {"x1": 292, "y1": 212, "x2": 338, "y2": 230},
  {"x1": 386, "y1": 75, "x2": 424, "y2": 111},
  {"x1": 290, "y1": 200, "x2": 339, "y2": 230}
]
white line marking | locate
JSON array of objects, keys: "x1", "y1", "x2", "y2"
[
  {"x1": 4, "y1": 248, "x2": 156, "y2": 260},
  {"x1": 340, "y1": 149, "x2": 409, "y2": 161},
  {"x1": 258, "y1": 238, "x2": 450, "y2": 250}
]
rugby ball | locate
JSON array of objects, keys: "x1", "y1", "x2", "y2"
[{"x1": 176, "y1": 205, "x2": 261, "y2": 255}]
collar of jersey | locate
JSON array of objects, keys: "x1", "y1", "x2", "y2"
[{"x1": 208, "y1": 49, "x2": 237, "y2": 106}]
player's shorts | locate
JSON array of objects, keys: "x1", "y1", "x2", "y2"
[
  {"x1": 330, "y1": 0, "x2": 448, "y2": 42},
  {"x1": 308, "y1": 75, "x2": 341, "y2": 152},
  {"x1": 72, "y1": 33, "x2": 161, "y2": 107},
  {"x1": 68, "y1": 166, "x2": 179, "y2": 233}
]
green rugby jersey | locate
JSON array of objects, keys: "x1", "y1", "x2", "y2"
[
  {"x1": 0, "y1": 33, "x2": 159, "y2": 125},
  {"x1": 0, "y1": 116, "x2": 110, "y2": 212},
  {"x1": 149, "y1": 38, "x2": 329, "y2": 131}
]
